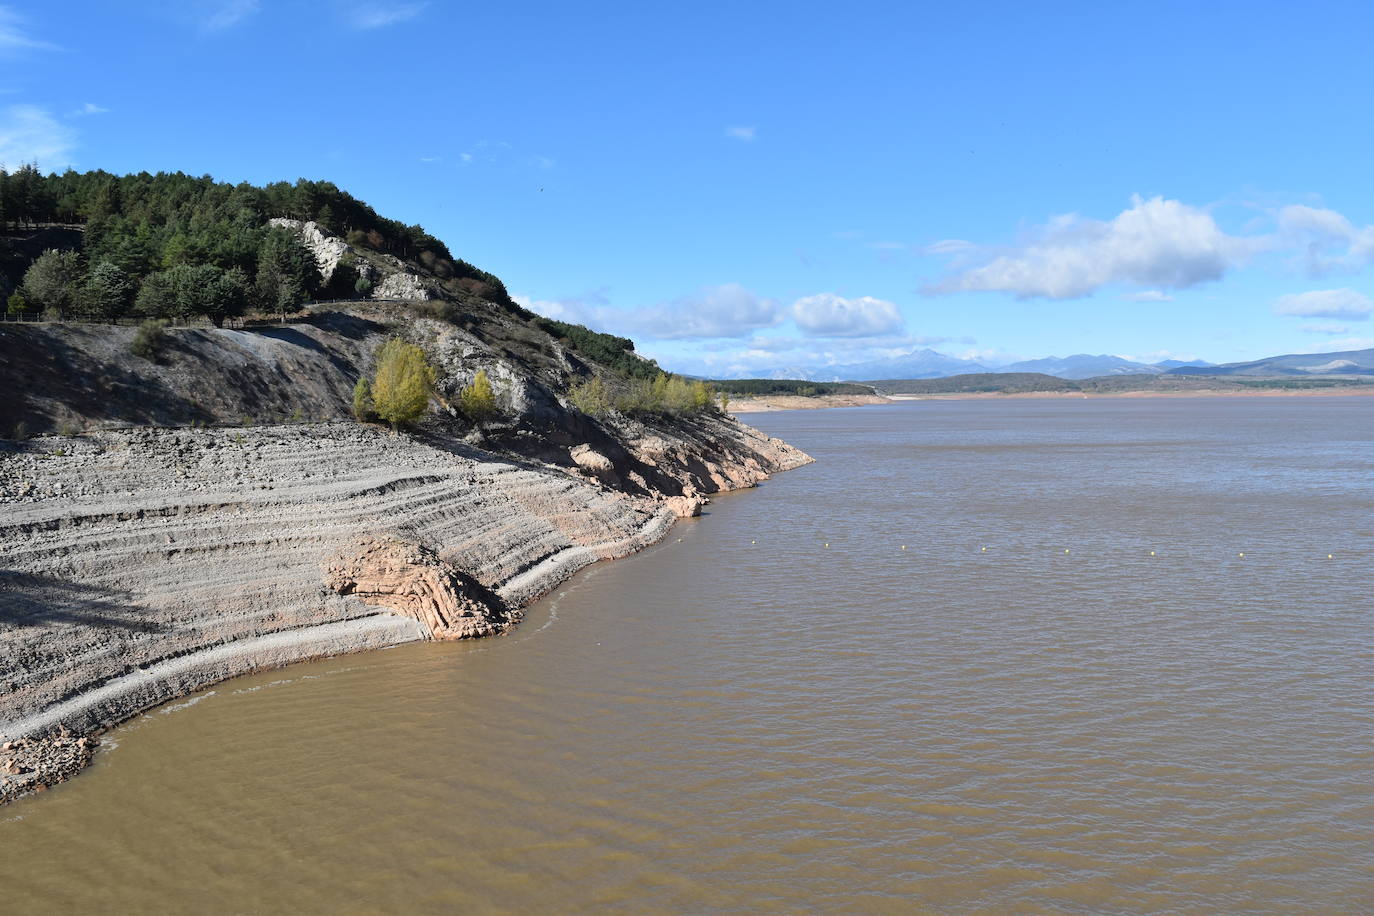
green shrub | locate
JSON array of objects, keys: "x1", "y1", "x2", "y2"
[
  {"x1": 568, "y1": 375, "x2": 610, "y2": 417},
  {"x1": 131, "y1": 318, "x2": 170, "y2": 362},
  {"x1": 352, "y1": 377, "x2": 376, "y2": 422}
]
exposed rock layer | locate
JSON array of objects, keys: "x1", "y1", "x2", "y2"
[{"x1": 0, "y1": 417, "x2": 810, "y2": 803}]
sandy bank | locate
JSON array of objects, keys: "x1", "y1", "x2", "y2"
[
  {"x1": 0, "y1": 419, "x2": 810, "y2": 803},
  {"x1": 728, "y1": 393, "x2": 892, "y2": 413}
]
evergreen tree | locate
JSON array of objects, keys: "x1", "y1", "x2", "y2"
[
  {"x1": 255, "y1": 228, "x2": 318, "y2": 320},
  {"x1": 22, "y1": 250, "x2": 83, "y2": 319},
  {"x1": 205, "y1": 266, "x2": 250, "y2": 327},
  {"x1": 79, "y1": 260, "x2": 135, "y2": 323},
  {"x1": 134, "y1": 271, "x2": 176, "y2": 320}
]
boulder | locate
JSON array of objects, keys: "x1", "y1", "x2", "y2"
[{"x1": 570, "y1": 444, "x2": 620, "y2": 486}]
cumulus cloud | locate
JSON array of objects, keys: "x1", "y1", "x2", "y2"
[
  {"x1": 1273, "y1": 288, "x2": 1373, "y2": 320},
  {"x1": 516, "y1": 284, "x2": 782, "y2": 341},
  {"x1": 0, "y1": 6, "x2": 59, "y2": 53},
  {"x1": 926, "y1": 195, "x2": 1262, "y2": 300},
  {"x1": 725, "y1": 126, "x2": 755, "y2": 142},
  {"x1": 791, "y1": 293, "x2": 904, "y2": 337},
  {"x1": 1278, "y1": 204, "x2": 1374, "y2": 273},
  {"x1": 344, "y1": 1, "x2": 428, "y2": 29},
  {"x1": 1121, "y1": 289, "x2": 1173, "y2": 302},
  {"x1": 658, "y1": 334, "x2": 956, "y2": 379},
  {"x1": 626, "y1": 284, "x2": 782, "y2": 339},
  {"x1": 0, "y1": 105, "x2": 75, "y2": 169}
]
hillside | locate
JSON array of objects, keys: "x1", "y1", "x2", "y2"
[
  {"x1": 0, "y1": 172, "x2": 814, "y2": 803},
  {"x1": 1167, "y1": 347, "x2": 1374, "y2": 377}
]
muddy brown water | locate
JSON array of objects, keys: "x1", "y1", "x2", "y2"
[{"x1": 4, "y1": 398, "x2": 1373, "y2": 913}]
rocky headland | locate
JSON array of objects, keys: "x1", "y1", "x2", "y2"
[{"x1": 0, "y1": 215, "x2": 812, "y2": 802}]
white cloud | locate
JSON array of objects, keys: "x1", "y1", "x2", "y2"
[
  {"x1": 1121, "y1": 289, "x2": 1173, "y2": 302},
  {"x1": 791, "y1": 293, "x2": 904, "y2": 337},
  {"x1": 1300, "y1": 322, "x2": 1350, "y2": 335},
  {"x1": 0, "y1": 6, "x2": 59, "y2": 54},
  {"x1": 199, "y1": 0, "x2": 259, "y2": 31},
  {"x1": 725, "y1": 126, "x2": 755, "y2": 142},
  {"x1": 72, "y1": 102, "x2": 108, "y2": 117},
  {"x1": 1273, "y1": 288, "x2": 1373, "y2": 320},
  {"x1": 628, "y1": 284, "x2": 781, "y2": 339},
  {"x1": 517, "y1": 284, "x2": 782, "y2": 340},
  {"x1": 1277, "y1": 204, "x2": 1374, "y2": 273},
  {"x1": 0, "y1": 105, "x2": 75, "y2": 169},
  {"x1": 926, "y1": 195, "x2": 1261, "y2": 300},
  {"x1": 344, "y1": 2, "x2": 428, "y2": 29}
]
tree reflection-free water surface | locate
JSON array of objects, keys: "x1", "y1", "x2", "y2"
[{"x1": 4, "y1": 398, "x2": 1373, "y2": 913}]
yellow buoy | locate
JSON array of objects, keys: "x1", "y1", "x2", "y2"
[
  {"x1": 1150, "y1": 551, "x2": 1156, "y2": 556},
  {"x1": 901, "y1": 545, "x2": 907, "y2": 550},
  {"x1": 1238, "y1": 552, "x2": 1244, "y2": 558},
  {"x1": 981, "y1": 547, "x2": 987, "y2": 553},
  {"x1": 1328, "y1": 554, "x2": 1333, "y2": 559},
  {"x1": 1064, "y1": 549, "x2": 1070, "y2": 554},
  {"x1": 824, "y1": 542, "x2": 829, "y2": 548},
  {"x1": 751, "y1": 540, "x2": 756, "y2": 544}
]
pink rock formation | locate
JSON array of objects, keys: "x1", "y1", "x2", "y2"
[{"x1": 324, "y1": 537, "x2": 511, "y2": 640}]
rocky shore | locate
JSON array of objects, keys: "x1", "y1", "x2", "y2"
[{"x1": 0, "y1": 418, "x2": 810, "y2": 804}]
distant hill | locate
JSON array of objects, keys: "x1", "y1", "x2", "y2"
[
  {"x1": 871, "y1": 373, "x2": 1077, "y2": 394},
  {"x1": 867, "y1": 372, "x2": 1374, "y2": 395},
  {"x1": 770, "y1": 350, "x2": 1214, "y2": 382},
  {"x1": 713, "y1": 378, "x2": 875, "y2": 396},
  {"x1": 776, "y1": 348, "x2": 987, "y2": 381},
  {"x1": 995, "y1": 354, "x2": 1162, "y2": 378},
  {"x1": 1168, "y1": 347, "x2": 1374, "y2": 376}
]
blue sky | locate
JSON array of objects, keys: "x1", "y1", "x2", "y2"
[{"x1": 5, "y1": 1, "x2": 1374, "y2": 375}]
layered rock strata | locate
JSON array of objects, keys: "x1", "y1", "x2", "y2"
[{"x1": 0, "y1": 419, "x2": 810, "y2": 803}]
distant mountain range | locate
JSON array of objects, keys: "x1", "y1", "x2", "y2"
[
  {"x1": 768, "y1": 351, "x2": 1215, "y2": 382},
  {"x1": 748, "y1": 345, "x2": 1374, "y2": 382},
  {"x1": 1166, "y1": 347, "x2": 1374, "y2": 377}
]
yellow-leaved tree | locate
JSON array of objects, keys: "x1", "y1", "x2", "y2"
[
  {"x1": 459, "y1": 368, "x2": 497, "y2": 421},
  {"x1": 371, "y1": 338, "x2": 435, "y2": 431}
]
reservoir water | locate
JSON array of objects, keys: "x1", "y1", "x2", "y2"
[{"x1": 4, "y1": 397, "x2": 1373, "y2": 913}]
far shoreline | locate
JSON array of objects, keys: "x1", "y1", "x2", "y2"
[{"x1": 730, "y1": 386, "x2": 1374, "y2": 412}]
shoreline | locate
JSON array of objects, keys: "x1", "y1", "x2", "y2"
[
  {"x1": 732, "y1": 387, "x2": 1374, "y2": 413},
  {"x1": 728, "y1": 393, "x2": 892, "y2": 413},
  {"x1": 0, "y1": 418, "x2": 811, "y2": 804}
]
